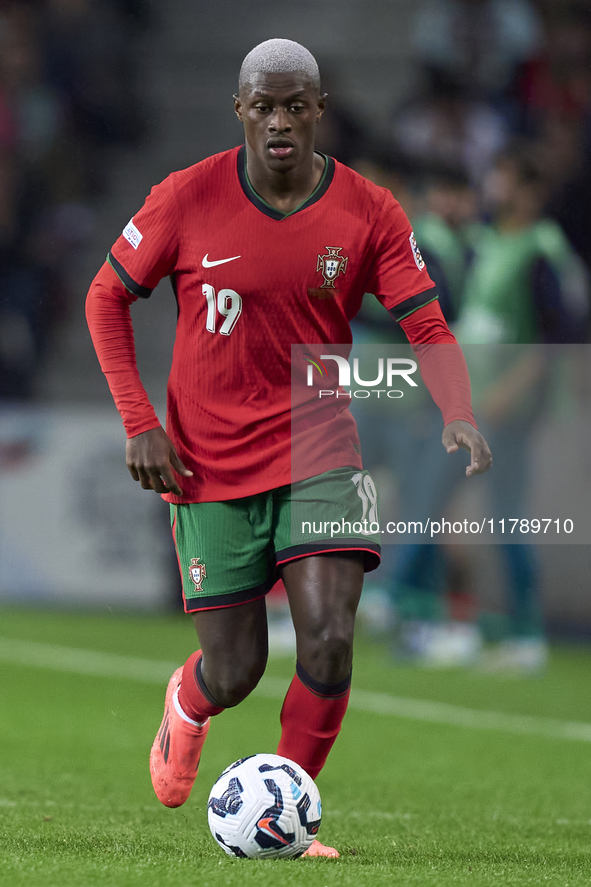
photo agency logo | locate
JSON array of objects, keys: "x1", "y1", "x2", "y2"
[{"x1": 302, "y1": 352, "x2": 418, "y2": 399}]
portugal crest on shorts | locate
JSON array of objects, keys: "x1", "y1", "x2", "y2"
[
  {"x1": 316, "y1": 246, "x2": 348, "y2": 288},
  {"x1": 189, "y1": 557, "x2": 207, "y2": 591}
]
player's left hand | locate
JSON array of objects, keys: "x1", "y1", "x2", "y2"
[{"x1": 442, "y1": 420, "x2": 492, "y2": 477}]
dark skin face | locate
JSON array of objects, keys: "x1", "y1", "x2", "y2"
[{"x1": 234, "y1": 72, "x2": 327, "y2": 214}]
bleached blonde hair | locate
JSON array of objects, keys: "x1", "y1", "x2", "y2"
[{"x1": 239, "y1": 39, "x2": 320, "y2": 92}]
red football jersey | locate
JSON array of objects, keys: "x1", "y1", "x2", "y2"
[{"x1": 108, "y1": 146, "x2": 435, "y2": 503}]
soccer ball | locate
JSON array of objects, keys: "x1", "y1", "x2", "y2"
[{"x1": 207, "y1": 753, "x2": 322, "y2": 858}]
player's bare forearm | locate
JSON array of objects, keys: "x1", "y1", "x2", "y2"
[
  {"x1": 442, "y1": 420, "x2": 492, "y2": 477},
  {"x1": 126, "y1": 426, "x2": 193, "y2": 496}
]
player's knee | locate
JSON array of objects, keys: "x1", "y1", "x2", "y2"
[
  {"x1": 205, "y1": 658, "x2": 266, "y2": 708},
  {"x1": 301, "y1": 624, "x2": 354, "y2": 685}
]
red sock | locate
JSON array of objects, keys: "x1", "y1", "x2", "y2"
[
  {"x1": 178, "y1": 650, "x2": 224, "y2": 723},
  {"x1": 277, "y1": 662, "x2": 351, "y2": 780}
]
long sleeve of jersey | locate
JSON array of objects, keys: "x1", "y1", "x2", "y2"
[
  {"x1": 397, "y1": 299, "x2": 476, "y2": 428},
  {"x1": 85, "y1": 262, "x2": 161, "y2": 437}
]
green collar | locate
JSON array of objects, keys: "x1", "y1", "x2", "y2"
[{"x1": 237, "y1": 145, "x2": 335, "y2": 220}]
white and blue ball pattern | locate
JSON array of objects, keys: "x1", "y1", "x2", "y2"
[{"x1": 207, "y1": 753, "x2": 322, "y2": 858}]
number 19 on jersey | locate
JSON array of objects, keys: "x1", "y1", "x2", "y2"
[{"x1": 203, "y1": 284, "x2": 242, "y2": 336}]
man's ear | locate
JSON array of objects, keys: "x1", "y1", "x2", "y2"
[
  {"x1": 316, "y1": 92, "x2": 328, "y2": 123},
  {"x1": 233, "y1": 94, "x2": 243, "y2": 122}
]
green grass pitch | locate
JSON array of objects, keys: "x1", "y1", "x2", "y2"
[{"x1": 1, "y1": 605, "x2": 591, "y2": 886}]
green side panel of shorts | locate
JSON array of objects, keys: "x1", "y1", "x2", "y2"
[
  {"x1": 273, "y1": 466, "x2": 382, "y2": 551},
  {"x1": 171, "y1": 496, "x2": 274, "y2": 602}
]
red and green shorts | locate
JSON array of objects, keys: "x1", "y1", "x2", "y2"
[{"x1": 171, "y1": 467, "x2": 381, "y2": 612}]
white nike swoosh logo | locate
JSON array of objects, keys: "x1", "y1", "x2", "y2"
[{"x1": 202, "y1": 254, "x2": 241, "y2": 268}]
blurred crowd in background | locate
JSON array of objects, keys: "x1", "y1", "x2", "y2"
[
  {"x1": 2, "y1": 0, "x2": 591, "y2": 667},
  {"x1": 319, "y1": 0, "x2": 591, "y2": 289},
  {"x1": 316, "y1": 0, "x2": 591, "y2": 671},
  {"x1": 0, "y1": 0, "x2": 150, "y2": 398},
  {"x1": 328, "y1": 0, "x2": 591, "y2": 672}
]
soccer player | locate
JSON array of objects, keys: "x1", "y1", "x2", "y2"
[{"x1": 86, "y1": 39, "x2": 491, "y2": 858}]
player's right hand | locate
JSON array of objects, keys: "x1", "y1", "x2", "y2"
[{"x1": 126, "y1": 426, "x2": 193, "y2": 496}]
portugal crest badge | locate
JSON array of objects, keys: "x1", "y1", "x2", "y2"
[
  {"x1": 189, "y1": 557, "x2": 207, "y2": 591},
  {"x1": 316, "y1": 246, "x2": 348, "y2": 288}
]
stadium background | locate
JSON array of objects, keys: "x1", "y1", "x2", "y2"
[
  {"x1": 2, "y1": 2, "x2": 591, "y2": 885},
  {"x1": 1, "y1": 0, "x2": 590, "y2": 632}
]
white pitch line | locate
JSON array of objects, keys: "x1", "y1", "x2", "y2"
[
  {"x1": 0, "y1": 636, "x2": 178, "y2": 684},
  {"x1": 1, "y1": 636, "x2": 591, "y2": 744}
]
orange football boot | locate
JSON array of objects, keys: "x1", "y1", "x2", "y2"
[
  {"x1": 149, "y1": 667, "x2": 210, "y2": 807},
  {"x1": 302, "y1": 839, "x2": 340, "y2": 858}
]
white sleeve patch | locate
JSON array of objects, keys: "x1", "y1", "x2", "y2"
[
  {"x1": 409, "y1": 231, "x2": 425, "y2": 271},
  {"x1": 123, "y1": 219, "x2": 143, "y2": 250}
]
